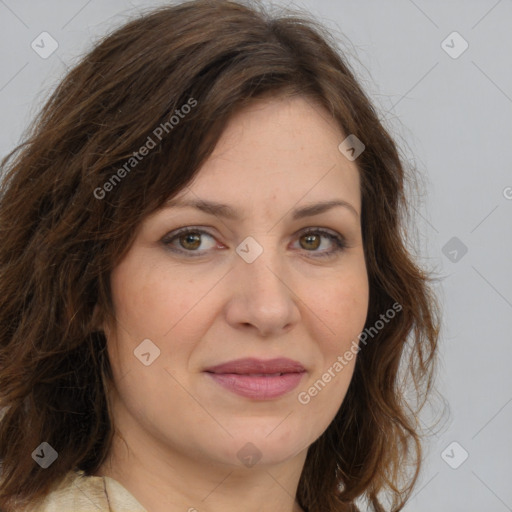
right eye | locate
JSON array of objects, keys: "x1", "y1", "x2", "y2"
[{"x1": 161, "y1": 227, "x2": 219, "y2": 256}]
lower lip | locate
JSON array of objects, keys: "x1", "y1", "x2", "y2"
[{"x1": 205, "y1": 372, "x2": 305, "y2": 400}]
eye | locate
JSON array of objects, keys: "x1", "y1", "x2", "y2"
[
  {"x1": 162, "y1": 227, "x2": 218, "y2": 255},
  {"x1": 161, "y1": 226, "x2": 348, "y2": 258},
  {"x1": 294, "y1": 228, "x2": 348, "y2": 258}
]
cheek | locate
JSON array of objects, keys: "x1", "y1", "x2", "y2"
[
  {"x1": 296, "y1": 274, "x2": 368, "y2": 431},
  {"x1": 106, "y1": 255, "x2": 221, "y2": 377},
  {"x1": 108, "y1": 256, "x2": 197, "y2": 339},
  {"x1": 311, "y1": 269, "x2": 369, "y2": 349}
]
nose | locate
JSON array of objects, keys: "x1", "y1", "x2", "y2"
[{"x1": 224, "y1": 237, "x2": 300, "y2": 337}]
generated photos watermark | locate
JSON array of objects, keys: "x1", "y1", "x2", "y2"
[
  {"x1": 94, "y1": 97, "x2": 197, "y2": 200},
  {"x1": 297, "y1": 301, "x2": 402, "y2": 404}
]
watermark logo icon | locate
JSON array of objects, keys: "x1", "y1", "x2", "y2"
[
  {"x1": 236, "y1": 236, "x2": 263, "y2": 263},
  {"x1": 134, "y1": 338, "x2": 161, "y2": 366},
  {"x1": 236, "y1": 442, "x2": 262, "y2": 468},
  {"x1": 441, "y1": 441, "x2": 469, "y2": 469},
  {"x1": 32, "y1": 442, "x2": 58, "y2": 468},
  {"x1": 338, "y1": 134, "x2": 365, "y2": 161},
  {"x1": 442, "y1": 236, "x2": 468, "y2": 263},
  {"x1": 31, "y1": 32, "x2": 59, "y2": 59},
  {"x1": 441, "y1": 31, "x2": 469, "y2": 59}
]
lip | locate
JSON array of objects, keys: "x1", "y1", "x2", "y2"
[
  {"x1": 205, "y1": 357, "x2": 305, "y2": 374},
  {"x1": 204, "y1": 357, "x2": 306, "y2": 400}
]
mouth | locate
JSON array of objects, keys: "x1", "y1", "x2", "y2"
[{"x1": 203, "y1": 357, "x2": 306, "y2": 400}]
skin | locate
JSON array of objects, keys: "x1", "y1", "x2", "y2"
[{"x1": 94, "y1": 95, "x2": 369, "y2": 512}]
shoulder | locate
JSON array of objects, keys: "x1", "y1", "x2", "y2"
[{"x1": 20, "y1": 470, "x2": 146, "y2": 512}]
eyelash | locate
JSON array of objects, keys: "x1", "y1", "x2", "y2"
[{"x1": 161, "y1": 227, "x2": 348, "y2": 259}]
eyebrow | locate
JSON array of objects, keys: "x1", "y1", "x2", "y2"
[{"x1": 163, "y1": 198, "x2": 359, "y2": 220}]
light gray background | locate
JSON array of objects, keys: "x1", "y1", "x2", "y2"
[{"x1": 1, "y1": 1, "x2": 511, "y2": 511}]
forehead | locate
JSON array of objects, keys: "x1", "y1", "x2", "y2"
[{"x1": 174, "y1": 95, "x2": 362, "y2": 216}]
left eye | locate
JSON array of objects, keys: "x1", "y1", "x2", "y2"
[{"x1": 162, "y1": 227, "x2": 347, "y2": 258}]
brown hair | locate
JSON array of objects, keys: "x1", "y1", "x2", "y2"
[{"x1": 0, "y1": 1, "x2": 440, "y2": 510}]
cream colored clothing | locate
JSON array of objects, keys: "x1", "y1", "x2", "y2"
[{"x1": 22, "y1": 470, "x2": 147, "y2": 511}]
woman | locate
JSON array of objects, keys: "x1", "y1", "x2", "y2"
[{"x1": 0, "y1": 1, "x2": 440, "y2": 511}]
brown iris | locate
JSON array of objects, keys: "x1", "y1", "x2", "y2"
[
  {"x1": 300, "y1": 233, "x2": 321, "y2": 250},
  {"x1": 179, "y1": 232, "x2": 202, "y2": 250}
]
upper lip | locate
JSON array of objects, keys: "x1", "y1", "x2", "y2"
[{"x1": 204, "y1": 357, "x2": 305, "y2": 374}]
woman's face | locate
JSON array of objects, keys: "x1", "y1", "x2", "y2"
[{"x1": 100, "y1": 95, "x2": 369, "y2": 471}]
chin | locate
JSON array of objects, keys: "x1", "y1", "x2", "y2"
[{"x1": 204, "y1": 428, "x2": 309, "y2": 469}]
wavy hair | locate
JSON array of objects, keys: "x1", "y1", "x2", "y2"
[{"x1": 0, "y1": 1, "x2": 440, "y2": 510}]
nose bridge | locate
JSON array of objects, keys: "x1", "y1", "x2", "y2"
[
  {"x1": 229, "y1": 231, "x2": 297, "y2": 330},
  {"x1": 235, "y1": 232, "x2": 287, "y2": 296}
]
